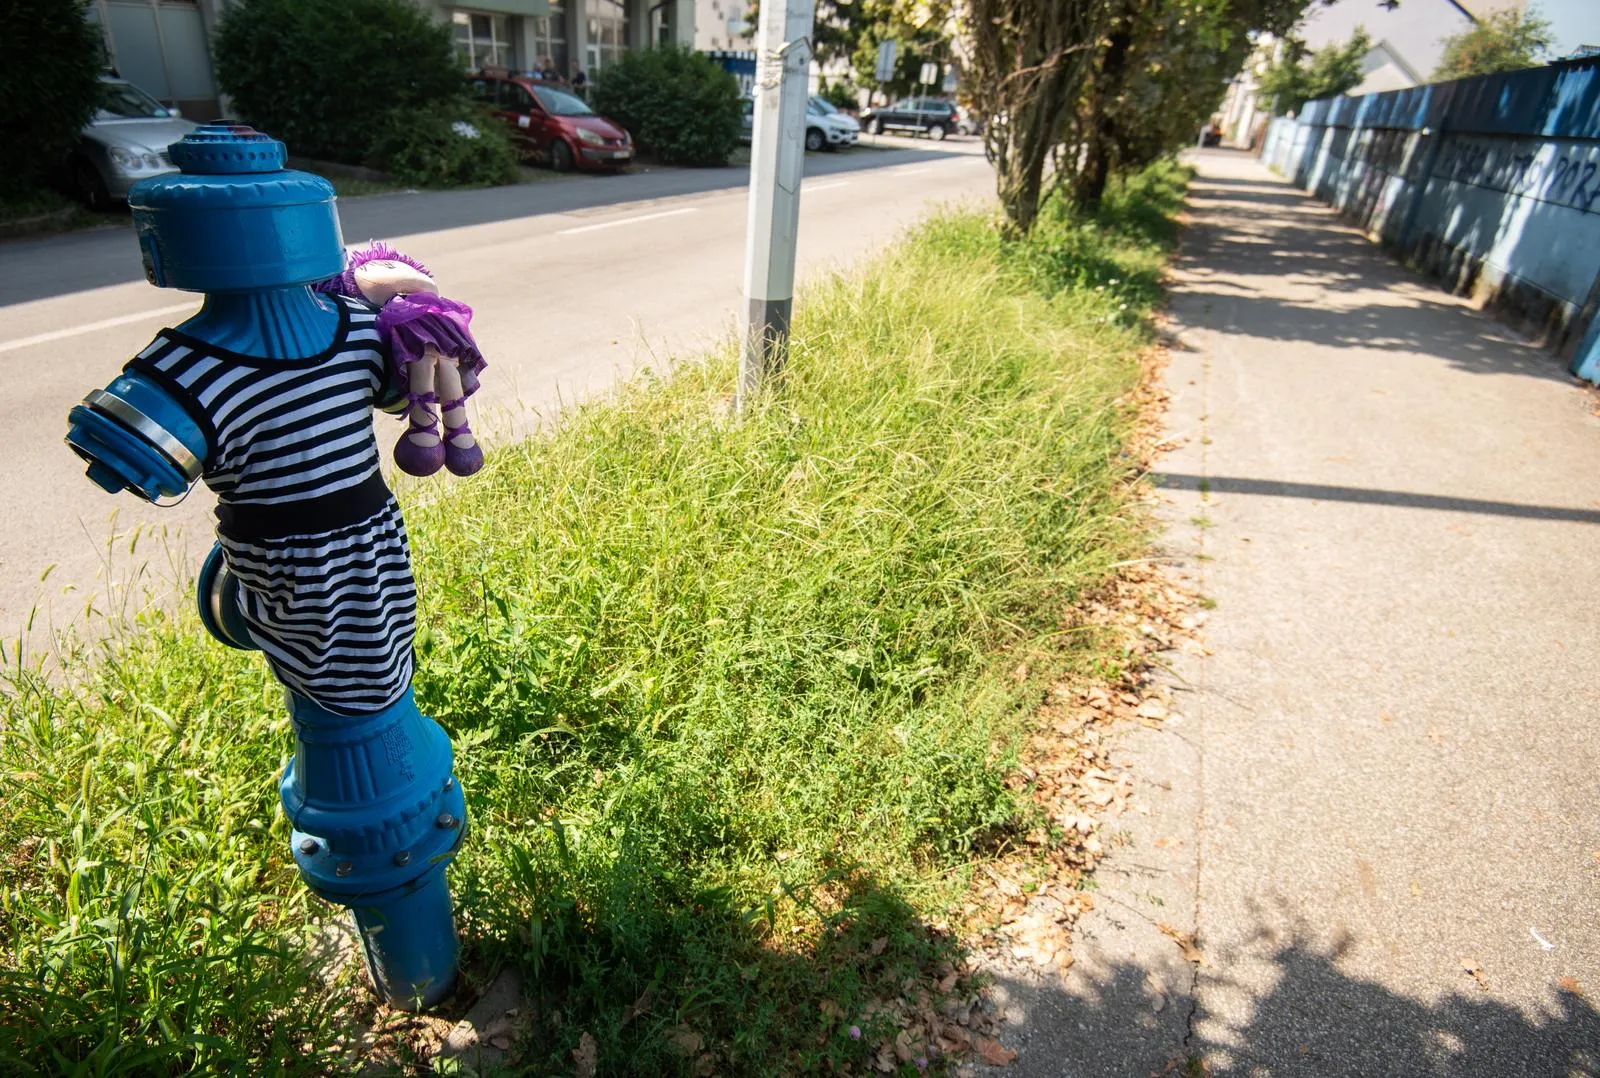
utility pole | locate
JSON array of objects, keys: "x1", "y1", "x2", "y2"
[{"x1": 736, "y1": 0, "x2": 816, "y2": 412}]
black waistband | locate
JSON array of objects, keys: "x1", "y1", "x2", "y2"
[{"x1": 216, "y1": 471, "x2": 393, "y2": 542}]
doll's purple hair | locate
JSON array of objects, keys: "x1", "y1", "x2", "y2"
[{"x1": 315, "y1": 241, "x2": 432, "y2": 298}]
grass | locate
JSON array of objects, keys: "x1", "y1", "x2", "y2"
[
  {"x1": 0, "y1": 187, "x2": 114, "y2": 238},
  {"x1": 0, "y1": 160, "x2": 1190, "y2": 1075}
]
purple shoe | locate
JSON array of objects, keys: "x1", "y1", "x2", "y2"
[
  {"x1": 395, "y1": 391, "x2": 446, "y2": 477},
  {"x1": 443, "y1": 413, "x2": 484, "y2": 477}
]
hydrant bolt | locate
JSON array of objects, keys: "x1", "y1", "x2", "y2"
[
  {"x1": 299, "y1": 838, "x2": 320, "y2": 856},
  {"x1": 394, "y1": 850, "x2": 412, "y2": 866},
  {"x1": 444, "y1": 777, "x2": 455, "y2": 791},
  {"x1": 437, "y1": 813, "x2": 459, "y2": 830},
  {"x1": 336, "y1": 861, "x2": 354, "y2": 877}
]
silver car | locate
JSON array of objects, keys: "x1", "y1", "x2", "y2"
[{"x1": 71, "y1": 77, "x2": 197, "y2": 209}]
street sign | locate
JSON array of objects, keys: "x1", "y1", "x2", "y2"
[
  {"x1": 875, "y1": 39, "x2": 898, "y2": 83},
  {"x1": 919, "y1": 61, "x2": 938, "y2": 86}
]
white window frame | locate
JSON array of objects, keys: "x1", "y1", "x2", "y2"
[{"x1": 452, "y1": 10, "x2": 513, "y2": 71}]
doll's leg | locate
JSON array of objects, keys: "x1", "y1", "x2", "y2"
[
  {"x1": 435, "y1": 357, "x2": 484, "y2": 477},
  {"x1": 394, "y1": 351, "x2": 446, "y2": 477}
]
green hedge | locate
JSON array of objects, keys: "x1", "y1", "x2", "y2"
[
  {"x1": 590, "y1": 46, "x2": 741, "y2": 166},
  {"x1": 215, "y1": 0, "x2": 516, "y2": 187},
  {"x1": 0, "y1": 0, "x2": 104, "y2": 198},
  {"x1": 367, "y1": 100, "x2": 519, "y2": 188}
]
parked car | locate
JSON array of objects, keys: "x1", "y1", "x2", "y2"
[
  {"x1": 70, "y1": 76, "x2": 196, "y2": 209},
  {"x1": 805, "y1": 95, "x2": 859, "y2": 151},
  {"x1": 738, "y1": 95, "x2": 860, "y2": 152},
  {"x1": 860, "y1": 97, "x2": 959, "y2": 140},
  {"x1": 470, "y1": 71, "x2": 631, "y2": 172}
]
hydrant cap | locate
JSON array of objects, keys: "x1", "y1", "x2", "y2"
[
  {"x1": 128, "y1": 125, "x2": 343, "y2": 292},
  {"x1": 168, "y1": 124, "x2": 288, "y2": 174}
]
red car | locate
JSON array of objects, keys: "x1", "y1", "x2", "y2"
[{"x1": 469, "y1": 71, "x2": 632, "y2": 172}]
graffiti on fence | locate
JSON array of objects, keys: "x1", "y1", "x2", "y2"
[{"x1": 1433, "y1": 136, "x2": 1600, "y2": 214}]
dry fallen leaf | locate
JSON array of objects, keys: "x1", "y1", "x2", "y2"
[
  {"x1": 1158, "y1": 923, "x2": 1205, "y2": 965},
  {"x1": 819, "y1": 999, "x2": 844, "y2": 1021},
  {"x1": 975, "y1": 1034, "x2": 1018, "y2": 1066},
  {"x1": 870, "y1": 936, "x2": 889, "y2": 956},
  {"x1": 669, "y1": 1025, "x2": 704, "y2": 1055},
  {"x1": 620, "y1": 986, "x2": 654, "y2": 1028},
  {"x1": 572, "y1": 1032, "x2": 598, "y2": 1078},
  {"x1": 1557, "y1": 976, "x2": 1584, "y2": 997},
  {"x1": 1460, "y1": 958, "x2": 1489, "y2": 991},
  {"x1": 488, "y1": 1035, "x2": 512, "y2": 1050}
]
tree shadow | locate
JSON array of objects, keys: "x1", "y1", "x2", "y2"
[
  {"x1": 1171, "y1": 172, "x2": 1579, "y2": 384},
  {"x1": 989, "y1": 927, "x2": 1600, "y2": 1077}
]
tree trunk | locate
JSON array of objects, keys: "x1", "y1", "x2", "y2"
[{"x1": 1076, "y1": 20, "x2": 1132, "y2": 210}]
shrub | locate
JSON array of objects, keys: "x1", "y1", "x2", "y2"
[
  {"x1": 819, "y1": 79, "x2": 858, "y2": 112},
  {"x1": 590, "y1": 45, "x2": 740, "y2": 165},
  {"x1": 0, "y1": 0, "x2": 104, "y2": 198},
  {"x1": 366, "y1": 100, "x2": 520, "y2": 187},
  {"x1": 214, "y1": 0, "x2": 462, "y2": 164}
]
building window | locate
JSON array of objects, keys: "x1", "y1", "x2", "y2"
[
  {"x1": 586, "y1": 0, "x2": 629, "y2": 72},
  {"x1": 531, "y1": 0, "x2": 568, "y2": 75},
  {"x1": 453, "y1": 10, "x2": 512, "y2": 70}
]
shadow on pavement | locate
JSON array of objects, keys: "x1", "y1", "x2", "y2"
[
  {"x1": 994, "y1": 928, "x2": 1600, "y2": 1077},
  {"x1": 1154, "y1": 473, "x2": 1600, "y2": 524},
  {"x1": 0, "y1": 140, "x2": 979, "y2": 308},
  {"x1": 1176, "y1": 173, "x2": 1578, "y2": 384}
]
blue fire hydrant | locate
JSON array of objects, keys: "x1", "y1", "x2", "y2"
[{"x1": 64, "y1": 125, "x2": 467, "y2": 1010}]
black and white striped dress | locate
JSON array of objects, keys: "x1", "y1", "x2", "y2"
[{"x1": 126, "y1": 296, "x2": 416, "y2": 714}]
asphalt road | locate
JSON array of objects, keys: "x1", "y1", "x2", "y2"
[{"x1": 0, "y1": 137, "x2": 992, "y2": 649}]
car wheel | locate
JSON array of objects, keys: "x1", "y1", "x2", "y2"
[
  {"x1": 805, "y1": 127, "x2": 825, "y2": 153},
  {"x1": 73, "y1": 158, "x2": 111, "y2": 212},
  {"x1": 550, "y1": 140, "x2": 574, "y2": 172},
  {"x1": 930, "y1": 124, "x2": 948, "y2": 142},
  {"x1": 870, "y1": 117, "x2": 885, "y2": 135}
]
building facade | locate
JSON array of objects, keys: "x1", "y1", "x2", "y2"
[
  {"x1": 88, "y1": 0, "x2": 698, "y2": 121},
  {"x1": 693, "y1": 0, "x2": 752, "y2": 51}
]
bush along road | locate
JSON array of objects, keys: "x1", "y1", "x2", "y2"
[{"x1": 0, "y1": 162, "x2": 1192, "y2": 1075}]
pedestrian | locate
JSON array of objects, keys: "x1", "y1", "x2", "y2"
[
  {"x1": 536, "y1": 55, "x2": 565, "y2": 85},
  {"x1": 570, "y1": 62, "x2": 588, "y2": 96}
]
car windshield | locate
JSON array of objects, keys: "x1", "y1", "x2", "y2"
[
  {"x1": 532, "y1": 86, "x2": 594, "y2": 116},
  {"x1": 95, "y1": 82, "x2": 169, "y2": 121},
  {"x1": 809, "y1": 97, "x2": 838, "y2": 114}
]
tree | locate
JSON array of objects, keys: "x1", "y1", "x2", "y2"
[
  {"x1": 1074, "y1": 0, "x2": 1307, "y2": 208},
  {"x1": 965, "y1": 0, "x2": 1109, "y2": 234},
  {"x1": 215, "y1": 0, "x2": 465, "y2": 164},
  {"x1": 1433, "y1": 9, "x2": 1552, "y2": 81},
  {"x1": 1, "y1": 0, "x2": 105, "y2": 198},
  {"x1": 963, "y1": 0, "x2": 1312, "y2": 228},
  {"x1": 1256, "y1": 26, "x2": 1371, "y2": 114},
  {"x1": 747, "y1": 0, "x2": 954, "y2": 102}
]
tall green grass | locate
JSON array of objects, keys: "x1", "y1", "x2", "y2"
[{"x1": 0, "y1": 161, "x2": 1188, "y2": 1075}]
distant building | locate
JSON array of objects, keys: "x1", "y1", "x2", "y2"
[{"x1": 694, "y1": 0, "x2": 753, "y2": 51}]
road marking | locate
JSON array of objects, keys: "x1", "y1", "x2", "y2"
[
  {"x1": 805, "y1": 181, "x2": 851, "y2": 192},
  {"x1": 0, "y1": 302, "x2": 198, "y2": 354},
  {"x1": 898, "y1": 166, "x2": 934, "y2": 176},
  {"x1": 555, "y1": 207, "x2": 699, "y2": 236}
]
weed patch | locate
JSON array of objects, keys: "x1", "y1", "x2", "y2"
[{"x1": 0, "y1": 161, "x2": 1190, "y2": 1074}]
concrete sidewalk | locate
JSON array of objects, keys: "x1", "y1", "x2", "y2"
[{"x1": 994, "y1": 150, "x2": 1600, "y2": 1075}]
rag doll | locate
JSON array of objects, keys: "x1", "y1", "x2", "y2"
[{"x1": 319, "y1": 242, "x2": 487, "y2": 477}]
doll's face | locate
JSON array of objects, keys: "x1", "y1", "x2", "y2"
[{"x1": 354, "y1": 259, "x2": 438, "y2": 306}]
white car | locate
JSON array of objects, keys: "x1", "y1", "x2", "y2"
[
  {"x1": 737, "y1": 94, "x2": 860, "y2": 152},
  {"x1": 71, "y1": 76, "x2": 196, "y2": 209},
  {"x1": 805, "y1": 95, "x2": 859, "y2": 151}
]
